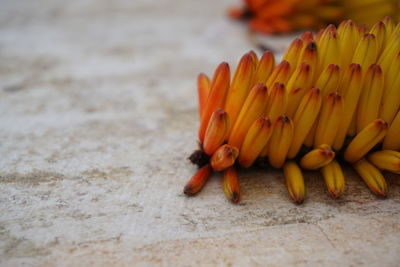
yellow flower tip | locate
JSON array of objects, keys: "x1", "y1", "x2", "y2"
[
  {"x1": 300, "y1": 144, "x2": 335, "y2": 170},
  {"x1": 358, "y1": 24, "x2": 367, "y2": 35},
  {"x1": 369, "y1": 63, "x2": 382, "y2": 74},
  {"x1": 329, "y1": 189, "x2": 342, "y2": 199},
  {"x1": 223, "y1": 167, "x2": 240, "y2": 203},
  {"x1": 203, "y1": 109, "x2": 230, "y2": 155},
  {"x1": 197, "y1": 73, "x2": 210, "y2": 119},
  {"x1": 341, "y1": 19, "x2": 355, "y2": 28},
  {"x1": 315, "y1": 29, "x2": 324, "y2": 42},
  {"x1": 266, "y1": 82, "x2": 287, "y2": 120},
  {"x1": 300, "y1": 31, "x2": 314, "y2": 43},
  {"x1": 238, "y1": 116, "x2": 273, "y2": 168},
  {"x1": 198, "y1": 62, "x2": 231, "y2": 142},
  {"x1": 253, "y1": 50, "x2": 275, "y2": 84},
  {"x1": 248, "y1": 50, "x2": 258, "y2": 64},
  {"x1": 349, "y1": 62, "x2": 362, "y2": 72},
  {"x1": 283, "y1": 38, "x2": 304, "y2": 67},
  {"x1": 210, "y1": 144, "x2": 239, "y2": 171},
  {"x1": 184, "y1": 164, "x2": 213, "y2": 196},
  {"x1": 266, "y1": 60, "x2": 291, "y2": 90}
]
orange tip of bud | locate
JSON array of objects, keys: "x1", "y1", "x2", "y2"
[
  {"x1": 223, "y1": 167, "x2": 240, "y2": 203},
  {"x1": 210, "y1": 144, "x2": 239, "y2": 171},
  {"x1": 184, "y1": 165, "x2": 213, "y2": 196},
  {"x1": 203, "y1": 109, "x2": 230, "y2": 155}
]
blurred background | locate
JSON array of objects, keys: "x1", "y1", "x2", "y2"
[{"x1": 1, "y1": 0, "x2": 399, "y2": 266}]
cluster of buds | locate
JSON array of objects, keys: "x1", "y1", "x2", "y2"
[
  {"x1": 184, "y1": 17, "x2": 400, "y2": 204},
  {"x1": 229, "y1": 0, "x2": 399, "y2": 35}
]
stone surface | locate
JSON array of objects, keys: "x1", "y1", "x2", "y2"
[{"x1": 1, "y1": 0, "x2": 400, "y2": 266}]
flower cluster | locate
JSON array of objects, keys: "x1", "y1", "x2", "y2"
[
  {"x1": 229, "y1": 0, "x2": 399, "y2": 34},
  {"x1": 184, "y1": 18, "x2": 400, "y2": 204}
]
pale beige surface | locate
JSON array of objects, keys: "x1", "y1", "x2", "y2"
[{"x1": 0, "y1": 0, "x2": 400, "y2": 266}]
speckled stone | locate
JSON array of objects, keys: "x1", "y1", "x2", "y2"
[{"x1": 1, "y1": 0, "x2": 400, "y2": 266}]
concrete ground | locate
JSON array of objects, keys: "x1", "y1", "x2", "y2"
[{"x1": 1, "y1": 0, "x2": 399, "y2": 266}]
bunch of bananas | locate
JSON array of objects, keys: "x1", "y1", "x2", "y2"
[
  {"x1": 229, "y1": 0, "x2": 399, "y2": 34},
  {"x1": 184, "y1": 17, "x2": 400, "y2": 204}
]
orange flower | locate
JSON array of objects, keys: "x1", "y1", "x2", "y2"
[{"x1": 229, "y1": 0, "x2": 399, "y2": 34}]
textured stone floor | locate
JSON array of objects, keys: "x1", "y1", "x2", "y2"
[{"x1": 1, "y1": 0, "x2": 400, "y2": 266}]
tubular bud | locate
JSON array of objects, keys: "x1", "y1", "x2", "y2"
[
  {"x1": 265, "y1": 60, "x2": 291, "y2": 91},
  {"x1": 333, "y1": 63, "x2": 363, "y2": 150},
  {"x1": 238, "y1": 117, "x2": 273, "y2": 168},
  {"x1": 184, "y1": 165, "x2": 213, "y2": 196},
  {"x1": 344, "y1": 119, "x2": 388, "y2": 163},
  {"x1": 353, "y1": 158, "x2": 387, "y2": 197},
  {"x1": 223, "y1": 167, "x2": 240, "y2": 203},
  {"x1": 356, "y1": 64, "x2": 384, "y2": 133},
  {"x1": 368, "y1": 150, "x2": 400, "y2": 173},
  {"x1": 383, "y1": 110, "x2": 400, "y2": 151},
  {"x1": 268, "y1": 115, "x2": 294, "y2": 169},
  {"x1": 288, "y1": 87, "x2": 322, "y2": 159},
  {"x1": 228, "y1": 84, "x2": 269, "y2": 149},
  {"x1": 199, "y1": 62, "x2": 230, "y2": 142},
  {"x1": 352, "y1": 33, "x2": 378, "y2": 71},
  {"x1": 317, "y1": 25, "x2": 340, "y2": 74},
  {"x1": 314, "y1": 92, "x2": 343, "y2": 147},
  {"x1": 197, "y1": 73, "x2": 210, "y2": 119},
  {"x1": 337, "y1": 19, "x2": 360, "y2": 69},
  {"x1": 286, "y1": 62, "x2": 312, "y2": 118},
  {"x1": 225, "y1": 53, "x2": 256, "y2": 127},
  {"x1": 369, "y1": 21, "x2": 387, "y2": 54},
  {"x1": 283, "y1": 161, "x2": 306, "y2": 204},
  {"x1": 253, "y1": 50, "x2": 275, "y2": 84},
  {"x1": 379, "y1": 52, "x2": 400, "y2": 125},
  {"x1": 321, "y1": 160, "x2": 345, "y2": 198},
  {"x1": 300, "y1": 144, "x2": 335, "y2": 170},
  {"x1": 203, "y1": 109, "x2": 230, "y2": 155},
  {"x1": 315, "y1": 64, "x2": 340, "y2": 98},
  {"x1": 298, "y1": 42, "x2": 318, "y2": 80},
  {"x1": 210, "y1": 144, "x2": 239, "y2": 171},
  {"x1": 282, "y1": 38, "x2": 304, "y2": 69},
  {"x1": 265, "y1": 82, "x2": 287, "y2": 121}
]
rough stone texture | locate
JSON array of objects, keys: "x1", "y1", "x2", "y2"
[{"x1": 0, "y1": 0, "x2": 399, "y2": 266}]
